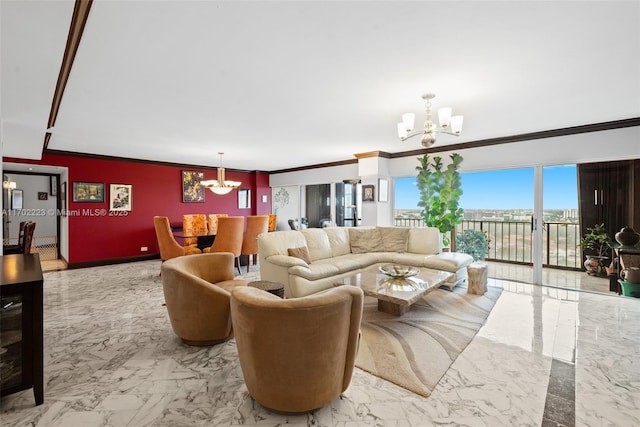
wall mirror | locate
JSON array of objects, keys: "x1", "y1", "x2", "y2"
[{"x1": 238, "y1": 188, "x2": 251, "y2": 209}]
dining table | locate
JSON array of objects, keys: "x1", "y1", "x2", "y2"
[{"x1": 172, "y1": 230, "x2": 216, "y2": 251}]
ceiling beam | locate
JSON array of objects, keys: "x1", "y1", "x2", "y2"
[{"x1": 44, "y1": 0, "x2": 93, "y2": 150}]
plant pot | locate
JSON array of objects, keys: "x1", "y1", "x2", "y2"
[
  {"x1": 618, "y1": 279, "x2": 640, "y2": 298},
  {"x1": 584, "y1": 255, "x2": 609, "y2": 277}
]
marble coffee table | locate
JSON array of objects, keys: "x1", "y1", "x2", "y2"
[{"x1": 335, "y1": 264, "x2": 453, "y2": 316}]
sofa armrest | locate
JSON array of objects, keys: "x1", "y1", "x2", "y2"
[{"x1": 265, "y1": 254, "x2": 309, "y2": 268}]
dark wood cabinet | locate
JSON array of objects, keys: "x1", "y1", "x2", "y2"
[
  {"x1": 1, "y1": 253, "x2": 44, "y2": 405},
  {"x1": 577, "y1": 160, "x2": 633, "y2": 240},
  {"x1": 578, "y1": 160, "x2": 639, "y2": 292}
]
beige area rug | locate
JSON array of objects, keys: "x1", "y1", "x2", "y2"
[{"x1": 355, "y1": 285, "x2": 503, "y2": 397}]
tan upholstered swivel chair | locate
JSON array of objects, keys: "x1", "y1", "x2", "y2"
[
  {"x1": 240, "y1": 215, "x2": 269, "y2": 273},
  {"x1": 161, "y1": 252, "x2": 248, "y2": 345},
  {"x1": 203, "y1": 216, "x2": 244, "y2": 274},
  {"x1": 182, "y1": 214, "x2": 208, "y2": 246},
  {"x1": 153, "y1": 216, "x2": 201, "y2": 261},
  {"x1": 230, "y1": 285, "x2": 364, "y2": 413}
]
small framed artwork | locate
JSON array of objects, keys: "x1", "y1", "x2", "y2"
[
  {"x1": 60, "y1": 182, "x2": 67, "y2": 213},
  {"x1": 238, "y1": 188, "x2": 251, "y2": 209},
  {"x1": 38, "y1": 192, "x2": 48, "y2": 201},
  {"x1": 182, "y1": 171, "x2": 205, "y2": 203},
  {"x1": 11, "y1": 189, "x2": 23, "y2": 209},
  {"x1": 50, "y1": 175, "x2": 58, "y2": 196},
  {"x1": 378, "y1": 179, "x2": 388, "y2": 203},
  {"x1": 362, "y1": 185, "x2": 375, "y2": 202},
  {"x1": 73, "y1": 182, "x2": 104, "y2": 202},
  {"x1": 110, "y1": 184, "x2": 132, "y2": 211}
]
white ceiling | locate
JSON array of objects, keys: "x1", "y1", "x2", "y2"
[{"x1": 2, "y1": 1, "x2": 639, "y2": 172}]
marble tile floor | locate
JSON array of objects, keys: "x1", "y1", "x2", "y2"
[
  {"x1": 1, "y1": 259, "x2": 639, "y2": 426},
  {"x1": 485, "y1": 261, "x2": 611, "y2": 295}
]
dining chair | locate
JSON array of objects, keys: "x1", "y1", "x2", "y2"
[
  {"x1": 267, "y1": 213, "x2": 277, "y2": 232},
  {"x1": 207, "y1": 213, "x2": 229, "y2": 235},
  {"x1": 3, "y1": 221, "x2": 27, "y2": 254},
  {"x1": 21, "y1": 221, "x2": 36, "y2": 254},
  {"x1": 240, "y1": 215, "x2": 269, "y2": 273},
  {"x1": 182, "y1": 214, "x2": 207, "y2": 246},
  {"x1": 153, "y1": 216, "x2": 201, "y2": 262},
  {"x1": 204, "y1": 216, "x2": 244, "y2": 274}
]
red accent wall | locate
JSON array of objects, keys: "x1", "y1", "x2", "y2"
[{"x1": 3, "y1": 154, "x2": 272, "y2": 264}]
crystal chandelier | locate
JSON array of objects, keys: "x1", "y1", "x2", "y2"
[
  {"x1": 397, "y1": 93, "x2": 463, "y2": 148},
  {"x1": 201, "y1": 152, "x2": 241, "y2": 195}
]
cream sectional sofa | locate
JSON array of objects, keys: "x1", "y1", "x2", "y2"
[{"x1": 258, "y1": 226, "x2": 474, "y2": 298}]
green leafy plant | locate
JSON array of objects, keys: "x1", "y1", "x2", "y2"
[
  {"x1": 579, "y1": 223, "x2": 610, "y2": 258},
  {"x1": 415, "y1": 153, "x2": 464, "y2": 236},
  {"x1": 456, "y1": 229, "x2": 490, "y2": 261}
]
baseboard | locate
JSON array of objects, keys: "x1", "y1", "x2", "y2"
[{"x1": 68, "y1": 253, "x2": 160, "y2": 269}]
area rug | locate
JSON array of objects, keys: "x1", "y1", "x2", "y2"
[{"x1": 355, "y1": 285, "x2": 502, "y2": 397}]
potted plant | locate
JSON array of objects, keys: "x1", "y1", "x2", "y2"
[
  {"x1": 579, "y1": 223, "x2": 611, "y2": 276},
  {"x1": 415, "y1": 153, "x2": 464, "y2": 248},
  {"x1": 456, "y1": 229, "x2": 490, "y2": 262}
]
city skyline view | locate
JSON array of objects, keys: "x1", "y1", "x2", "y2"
[{"x1": 394, "y1": 165, "x2": 579, "y2": 210}]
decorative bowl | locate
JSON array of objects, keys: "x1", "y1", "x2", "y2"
[{"x1": 378, "y1": 264, "x2": 419, "y2": 278}]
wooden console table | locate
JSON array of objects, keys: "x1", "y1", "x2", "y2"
[{"x1": 1, "y1": 253, "x2": 44, "y2": 405}]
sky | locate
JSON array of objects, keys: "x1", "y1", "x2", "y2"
[{"x1": 395, "y1": 165, "x2": 578, "y2": 210}]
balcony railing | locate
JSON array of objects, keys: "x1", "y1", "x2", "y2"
[{"x1": 393, "y1": 218, "x2": 582, "y2": 270}]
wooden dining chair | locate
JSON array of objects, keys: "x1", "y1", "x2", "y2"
[
  {"x1": 204, "y1": 216, "x2": 244, "y2": 274},
  {"x1": 3, "y1": 221, "x2": 27, "y2": 254},
  {"x1": 154, "y1": 216, "x2": 201, "y2": 262},
  {"x1": 21, "y1": 221, "x2": 36, "y2": 254},
  {"x1": 182, "y1": 214, "x2": 207, "y2": 246},
  {"x1": 241, "y1": 215, "x2": 269, "y2": 273}
]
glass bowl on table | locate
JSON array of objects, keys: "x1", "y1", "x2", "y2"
[
  {"x1": 378, "y1": 265, "x2": 421, "y2": 291},
  {"x1": 378, "y1": 264, "x2": 419, "y2": 278}
]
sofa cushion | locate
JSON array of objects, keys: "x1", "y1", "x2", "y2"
[
  {"x1": 349, "y1": 228, "x2": 384, "y2": 254},
  {"x1": 289, "y1": 263, "x2": 340, "y2": 281},
  {"x1": 379, "y1": 227, "x2": 409, "y2": 253},
  {"x1": 314, "y1": 255, "x2": 362, "y2": 273},
  {"x1": 407, "y1": 227, "x2": 441, "y2": 254},
  {"x1": 425, "y1": 252, "x2": 474, "y2": 271},
  {"x1": 287, "y1": 246, "x2": 312, "y2": 264},
  {"x1": 323, "y1": 227, "x2": 351, "y2": 257},
  {"x1": 389, "y1": 253, "x2": 436, "y2": 268},
  {"x1": 300, "y1": 229, "x2": 333, "y2": 261},
  {"x1": 258, "y1": 230, "x2": 307, "y2": 258}
]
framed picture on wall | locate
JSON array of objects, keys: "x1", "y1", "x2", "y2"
[
  {"x1": 73, "y1": 182, "x2": 104, "y2": 202},
  {"x1": 362, "y1": 185, "x2": 375, "y2": 202},
  {"x1": 11, "y1": 189, "x2": 23, "y2": 209},
  {"x1": 182, "y1": 171, "x2": 205, "y2": 203},
  {"x1": 50, "y1": 175, "x2": 58, "y2": 196},
  {"x1": 60, "y1": 182, "x2": 67, "y2": 214},
  {"x1": 110, "y1": 184, "x2": 132, "y2": 211}
]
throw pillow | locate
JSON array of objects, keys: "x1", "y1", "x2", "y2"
[
  {"x1": 349, "y1": 228, "x2": 384, "y2": 254},
  {"x1": 287, "y1": 246, "x2": 312, "y2": 264},
  {"x1": 379, "y1": 227, "x2": 409, "y2": 252}
]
